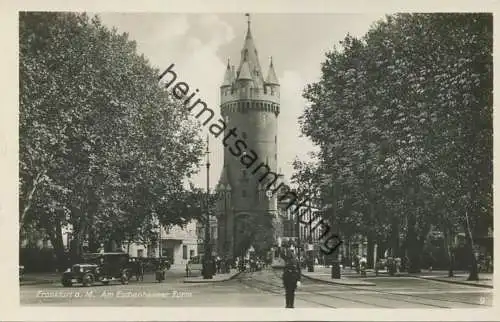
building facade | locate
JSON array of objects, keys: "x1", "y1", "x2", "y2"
[
  {"x1": 215, "y1": 15, "x2": 281, "y2": 259},
  {"x1": 126, "y1": 220, "x2": 199, "y2": 265}
]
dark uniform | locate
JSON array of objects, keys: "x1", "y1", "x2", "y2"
[
  {"x1": 282, "y1": 257, "x2": 301, "y2": 308},
  {"x1": 136, "y1": 260, "x2": 144, "y2": 281}
]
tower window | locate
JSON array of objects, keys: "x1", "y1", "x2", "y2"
[
  {"x1": 242, "y1": 190, "x2": 247, "y2": 198},
  {"x1": 242, "y1": 132, "x2": 247, "y2": 139},
  {"x1": 275, "y1": 135, "x2": 277, "y2": 144}
]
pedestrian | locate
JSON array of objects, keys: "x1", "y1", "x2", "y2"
[
  {"x1": 359, "y1": 255, "x2": 367, "y2": 277},
  {"x1": 282, "y1": 253, "x2": 301, "y2": 308},
  {"x1": 216, "y1": 257, "x2": 221, "y2": 273},
  {"x1": 136, "y1": 259, "x2": 144, "y2": 281}
]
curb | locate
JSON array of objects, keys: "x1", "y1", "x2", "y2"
[
  {"x1": 20, "y1": 279, "x2": 59, "y2": 286},
  {"x1": 301, "y1": 273, "x2": 376, "y2": 286},
  {"x1": 183, "y1": 271, "x2": 241, "y2": 284},
  {"x1": 411, "y1": 275, "x2": 493, "y2": 289}
]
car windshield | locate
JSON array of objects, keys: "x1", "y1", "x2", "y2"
[{"x1": 82, "y1": 253, "x2": 129, "y2": 265}]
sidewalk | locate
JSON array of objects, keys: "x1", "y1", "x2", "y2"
[
  {"x1": 301, "y1": 266, "x2": 375, "y2": 286},
  {"x1": 183, "y1": 269, "x2": 241, "y2": 283},
  {"x1": 410, "y1": 270, "x2": 493, "y2": 288},
  {"x1": 20, "y1": 272, "x2": 61, "y2": 286},
  {"x1": 313, "y1": 266, "x2": 493, "y2": 288}
]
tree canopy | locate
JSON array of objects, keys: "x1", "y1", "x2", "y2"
[
  {"x1": 298, "y1": 13, "x2": 492, "y2": 277},
  {"x1": 20, "y1": 12, "x2": 205, "y2": 262}
]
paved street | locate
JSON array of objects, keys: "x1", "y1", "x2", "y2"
[{"x1": 20, "y1": 268, "x2": 492, "y2": 307}]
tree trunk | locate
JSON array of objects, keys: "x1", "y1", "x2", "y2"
[
  {"x1": 443, "y1": 226, "x2": 454, "y2": 277},
  {"x1": 367, "y1": 236, "x2": 374, "y2": 268},
  {"x1": 390, "y1": 215, "x2": 400, "y2": 257},
  {"x1": 20, "y1": 170, "x2": 46, "y2": 229},
  {"x1": 48, "y1": 219, "x2": 67, "y2": 271},
  {"x1": 70, "y1": 215, "x2": 85, "y2": 263},
  {"x1": 464, "y1": 211, "x2": 479, "y2": 281},
  {"x1": 406, "y1": 212, "x2": 420, "y2": 273}
]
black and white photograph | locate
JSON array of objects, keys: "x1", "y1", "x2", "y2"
[{"x1": 8, "y1": 5, "x2": 495, "y2": 317}]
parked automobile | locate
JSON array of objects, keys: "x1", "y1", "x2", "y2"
[{"x1": 61, "y1": 252, "x2": 132, "y2": 287}]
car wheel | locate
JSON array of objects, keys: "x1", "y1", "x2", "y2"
[
  {"x1": 82, "y1": 273, "x2": 94, "y2": 287},
  {"x1": 120, "y1": 271, "x2": 129, "y2": 285},
  {"x1": 62, "y1": 279, "x2": 72, "y2": 287}
]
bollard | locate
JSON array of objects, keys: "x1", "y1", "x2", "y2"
[{"x1": 331, "y1": 260, "x2": 341, "y2": 279}]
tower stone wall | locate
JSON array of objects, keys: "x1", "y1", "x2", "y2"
[{"x1": 216, "y1": 16, "x2": 280, "y2": 258}]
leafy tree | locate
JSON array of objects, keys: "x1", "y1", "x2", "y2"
[
  {"x1": 299, "y1": 13, "x2": 492, "y2": 278},
  {"x1": 19, "y1": 12, "x2": 204, "y2": 266}
]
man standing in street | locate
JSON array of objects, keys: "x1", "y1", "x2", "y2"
[{"x1": 282, "y1": 252, "x2": 301, "y2": 308}]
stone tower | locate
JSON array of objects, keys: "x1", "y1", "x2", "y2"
[{"x1": 216, "y1": 14, "x2": 280, "y2": 259}]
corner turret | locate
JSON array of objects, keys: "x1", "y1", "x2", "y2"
[
  {"x1": 265, "y1": 57, "x2": 279, "y2": 85},
  {"x1": 238, "y1": 61, "x2": 252, "y2": 81},
  {"x1": 221, "y1": 59, "x2": 233, "y2": 88}
]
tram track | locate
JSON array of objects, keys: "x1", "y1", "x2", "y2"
[
  {"x1": 236, "y1": 269, "x2": 483, "y2": 308},
  {"x1": 237, "y1": 273, "x2": 339, "y2": 308},
  {"x1": 302, "y1": 272, "x2": 489, "y2": 307}
]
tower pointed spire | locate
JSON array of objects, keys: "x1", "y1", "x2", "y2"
[
  {"x1": 221, "y1": 58, "x2": 233, "y2": 87},
  {"x1": 245, "y1": 13, "x2": 251, "y2": 39},
  {"x1": 237, "y1": 13, "x2": 263, "y2": 86},
  {"x1": 266, "y1": 56, "x2": 279, "y2": 85}
]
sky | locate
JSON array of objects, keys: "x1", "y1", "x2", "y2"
[{"x1": 96, "y1": 13, "x2": 385, "y2": 190}]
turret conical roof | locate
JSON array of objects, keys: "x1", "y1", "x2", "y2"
[
  {"x1": 238, "y1": 60, "x2": 252, "y2": 80},
  {"x1": 266, "y1": 57, "x2": 279, "y2": 85},
  {"x1": 217, "y1": 164, "x2": 232, "y2": 187},
  {"x1": 221, "y1": 60, "x2": 233, "y2": 87},
  {"x1": 236, "y1": 14, "x2": 264, "y2": 86}
]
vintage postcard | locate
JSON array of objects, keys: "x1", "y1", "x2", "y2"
[{"x1": 1, "y1": 0, "x2": 498, "y2": 321}]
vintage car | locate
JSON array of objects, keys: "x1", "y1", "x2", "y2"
[{"x1": 61, "y1": 252, "x2": 132, "y2": 287}]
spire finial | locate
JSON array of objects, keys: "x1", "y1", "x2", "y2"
[
  {"x1": 227, "y1": 58, "x2": 230, "y2": 68},
  {"x1": 245, "y1": 13, "x2": 250, "y2": 29},
  {"x1": 270, "y1": 56, "x2": 273, "y2": 66}
]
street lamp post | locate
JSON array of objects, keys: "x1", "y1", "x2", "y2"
[
  {"x1": 223, "y1": 185, "x2": 231, "y2": 273},
  {"x1": 296, "y1": 198, "x2": 301, "y2": 263},
  {"x1": 203, "y1": 135, "x2": 214, "y2": 279}
]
